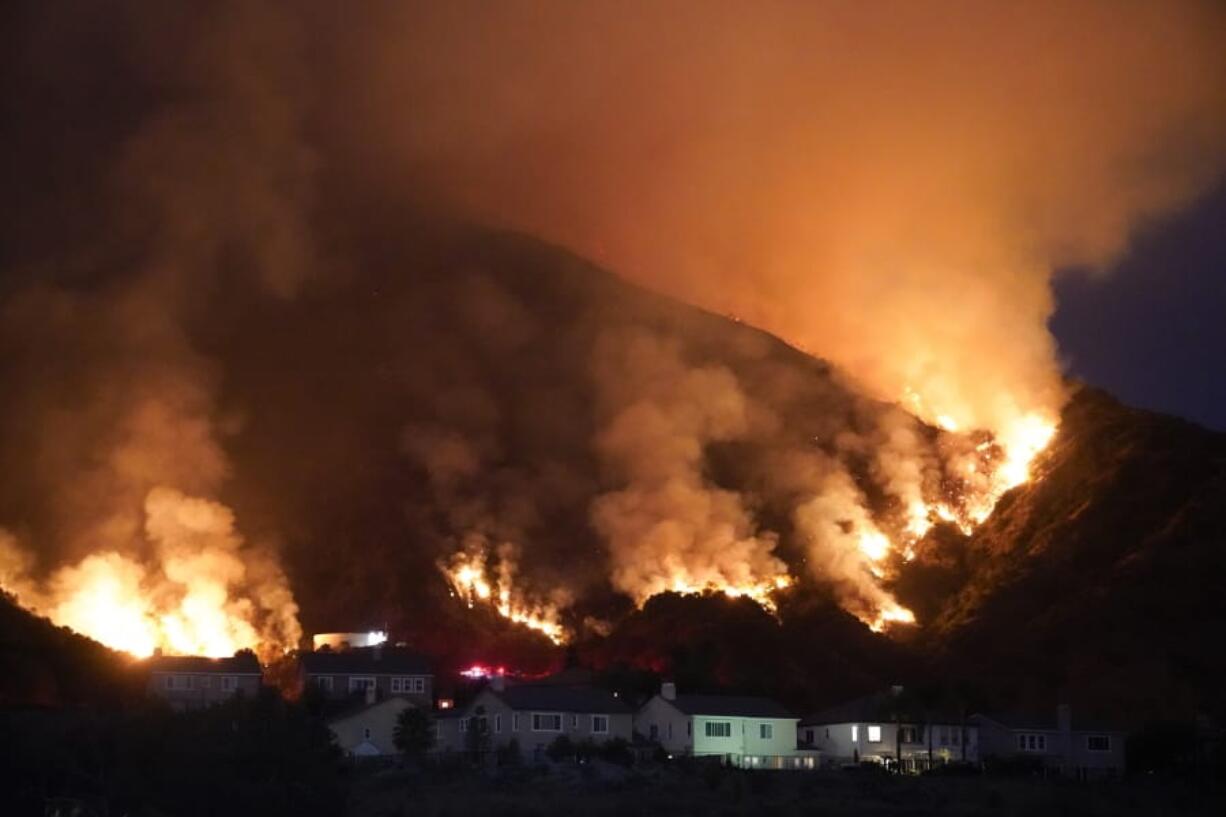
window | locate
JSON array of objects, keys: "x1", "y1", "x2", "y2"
[
  {"x1": 939, "y1": 726, "x2": 949, "y2": 746},
  {"x1": 459, "y1": 718, "x2": 468, "y2": 733},
  {"x1": 363, "y1": 728, "x2": 371, "y2": 740},
  {"x1": 164, "y1": 675, "x2": 176, "y2": 690},
  {"x1": 316, "y1": 676, "x2": 334, "y2": 692},
  {"x1": 512, "y1": 714, "x2": 519, "y2": 732},
  {"x1": 391, "y1": 677, "x2": 405, "y2": 693},
  {"x1": 532, "y1": 713, "x2": 563, "y2": 732},
  {"x1": 571, "y1": 714, "x2": 578, "y2": 729},
  {"x1": 687, "y1": 721, "x2": 691, "y2": 736},
  {"x1": 867, "y1": 725, "x2": 882, "y2": 743},
  {"x1": 1086, "y1": 735, "x2": 1111, "y2": 752},
  {"x1": 221, "y1": 676, "x2": 237, "y2": 692},
  {"x1": 852, "y1": 725, "x2": 859, "y2": 741},
  {"x1": 649, "y1": 724, "x2": 659, "y2": 740},
  {"x1": 495, "y1": 714, "x2": 502, "y2": 734},
  {"x1": 348, "y1": 676, "x2": 375, "y2": 693},
  {"x1": 1018, "y1": 733, "x2": 1047, "y2": 752},
  {"x1": 825, "y1": 728, "x2": 830, "y2": 740},
  {"x1": 704, "y1": 721, "x2": 732, "y2": 738},
  {"x1": 760, "y1": 724, "x2": 773, "y2": 740},
  {"x1": 412, "y1": 677, "x2": 426, "y2": 694},
  {"x1": 899, "y1": 727, "x2": 919, "y2": 744},
  {"x1": 592, "y1": 715, "x2": 609, "y2": 734}
]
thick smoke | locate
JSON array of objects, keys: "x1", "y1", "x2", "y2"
[
  {"x1": 0, "y1": 1, "x2": 310, "y2": 657},
  {"x1": 590, "y1": 329, "x2": 788, "y2": 604},
  {"x1": 349, "y1": 0, "x2": 1226, "y2": 442},
  {"x1": 3, "y1": 1, "x2": 1225, "y2": 649}
]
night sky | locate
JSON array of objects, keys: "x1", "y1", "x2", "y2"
[{"x1": 1052, "y1": 178, "x2": 1226, "y2": 431}]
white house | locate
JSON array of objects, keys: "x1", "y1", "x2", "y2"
[
  {"x1": 634, "y1": 683, "x2": 815, "y2": 769},
  {"x1": 801, "y1": 688, "x2": 979, "y2": 772},
  {"x1": 435, "y1": 677, "x2": 634, "y2": 760},
  {"x1": 328, "y1": 694, "x2": 414, "y2": 757},
  {"x1": 972, "y1": 705, "x2": 1126, "y2": 779}
]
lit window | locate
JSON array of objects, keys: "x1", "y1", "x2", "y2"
[
  {"x1": 760, "y1": 724, "x2": 773, "y2": 739},
  {"x1": 867, "y1": 725, "x2": 882, "y2": 743},
  {"x1": 592, "y1": 715, "x2": 609, "y2": 734},
  {"x1": 852, "y1": 725, "x2": 859, "y2": 741}
]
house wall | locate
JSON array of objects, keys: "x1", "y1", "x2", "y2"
[
  {"x1": 635, "y1": 695, "x2": 694, "y2": 753},
  {"x1": 634, "y1": 696, "x2": 801, "y2": 763},
  {"x1": 436, "y1": 689, "x2": 634, "y2": 758},
  {"x1": 330, "y1": 697, "x2": 413, "y2": 756},
  {"x1": 976, "y1": 718, "x2": 1124, "y2": 777},
  {"x1": 806, "y1": 721, "x2": 979, "y2": 767},
  {"x1": 304, "y1": 671, "x2": 432, "y2": 707},
  {"x1": 148, "y1": 671, "x2": 260, "y2": 710}
]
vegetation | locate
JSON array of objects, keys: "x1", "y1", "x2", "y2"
[{"x1": 393, "y1": 706, "x2": 436, "y2": 761}]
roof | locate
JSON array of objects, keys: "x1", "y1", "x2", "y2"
[
  {"x1": 666, "y1": 694, "x2": 795, "y2": 719},
  {"x1": 300, "y1": 646, "x2": 432, "y2": 676},
  {"x1": 327, "y1": 695, "x2": 414, "y2": 725},
  {"x1": 145, "y1": 653, "x2": 261, "y2": 674},
  {"x1": 485, "y1": 683, "x2": 633, "y2": 715},
  {"x1": 971, "y1": 712, "x2": 1125, "y2": 734},
  {"x1": 802, "y1": 689, "x2": 964, "y2": 727}
]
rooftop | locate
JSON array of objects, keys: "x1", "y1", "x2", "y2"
[
  {"x1": 300, "y1": 646, "x2": 432, "y2": 676},
  {"x1": 145, "y1": 653, "x2": 261, "y2": 674},
  {"x1": 487, "y1": 683, "x2": 633, "y2": 715},
  {"x1": 667, "y1": 694, "x2": 795, "y2": 719}
]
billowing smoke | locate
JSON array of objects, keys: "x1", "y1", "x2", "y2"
[
  {"x1": 3, "y1": 1, "x2": 1225, "y2": 649},
  {"x1": 590, "y1": 329, "x2": 788, "y2": 606},
  {"x1": 0, "y1": 1, "x2": 309, "y2": 657},
  {"x1": 349, "y1": 0, "x2": 1226, "y2": 447}
]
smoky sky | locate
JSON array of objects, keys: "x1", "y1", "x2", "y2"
[{"x1": 2, "y1": 1, "x2": 1225, "y2": 646}]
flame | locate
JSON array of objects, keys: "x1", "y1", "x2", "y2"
[
  {"x1": 656, "y1": 573, "x2": 792, "y2": 612},
  {"x1": 869, "y1": 603, "x2": 917, "y2": 633},
  {"x1": 0, "y1": 488, "x2": 300, "y2": 660},
  {"x1": 442, "y1": 541, "x2": 569, "y2": 645}
]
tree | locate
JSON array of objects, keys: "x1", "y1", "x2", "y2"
[{"x1": 393, "y1": 706, "x2": 435, "y2": 761}]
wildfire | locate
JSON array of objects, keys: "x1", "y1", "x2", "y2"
[
  {"x1": 442, "y1": 540, "x2": 569, "y2": 645},
  {"x1": 657, "y1": 573, "x2": 792, "y2": 612},
  {"x1": 0, "y1": 488, "x2": 301, "y2": 660}
]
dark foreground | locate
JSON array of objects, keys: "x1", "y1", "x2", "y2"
[{"x1": 346, "y1": 762, "x2": 1224, "y2": 817}]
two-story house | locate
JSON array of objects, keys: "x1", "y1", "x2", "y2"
[
  {"x1": 635, "y1": 683, "x2": 813, "y2": 769},
  {"x1": 146, "y1": 653, "x2": 262, "y2": 710},
  {"x1": 972, "y1": 705, "x2": 1126, "y2": 779},
  {"x1": 801, "y1": 688, "x2": 979, "y2": 771},
  {"x1": 436, "y1": 676, "x2": 634, "y2": 759},
  {"x1": 300, "y1": 645, "x2": 433, "y2": 706}
]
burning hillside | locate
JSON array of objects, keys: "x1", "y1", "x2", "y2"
[{"x1": 2, "y1": 1, "x2": 1225, "y2": 658}]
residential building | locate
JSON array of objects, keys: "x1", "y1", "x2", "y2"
[
  {"x1": 328, "y1": 694, "x2": 415, "y2": 757},
  {"x1": 801, "y1": 688, "x2": 979, "y2": 771},
  {"x1": 435, "y1": 677, "x2": 634, "y2": 759},
  {"x1": 972, "y1": 705, "x2": 1126, "y2": 779},
  {"x1": 300, "y1": 645, "x2": 433, "y2": 705},
  {"x1": 635, "y1": 683, "x2": 814, "y2": 769},
  {"x1": 146, "y1": 653, "x2": 261, "y2": 711}
]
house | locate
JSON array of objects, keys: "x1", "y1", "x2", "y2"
[
  {"x1": 800, "y1": 687, "x2": 979, "y2": 771},
  {"x1": 146, "y1": 652, "x2": 261, "y2": 710},
  {"x1": 635, "y1": 683, "x2": 814, "y2": 769},
  {"x1": 299, "y1": 645, "x2": 433, "y2": 705},
  {"x1": 435, "y1": 676, "x2": 634, "y2": 759},
  {"x1": 972, "y1": 705, "x2": 1126, "y2": 779},
  {"x1": 328, "y1": 694, "x2": 415, "y2": 758}
]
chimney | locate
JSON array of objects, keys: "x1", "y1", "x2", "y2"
[
  {"x1": 661, "y1": 681, "x2": 676, "y2": 701},
  {"x1": 365, "y1": 683, "x2": 377, "y2": 705},
  {"x1": 491, "y1": 674, "x2": 506, "y2": 692}
]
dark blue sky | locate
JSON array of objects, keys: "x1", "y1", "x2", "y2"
[{"x1": 1050, "y1": 179, "x2": 1226, "y2": 432}]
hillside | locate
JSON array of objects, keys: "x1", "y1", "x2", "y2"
[{"x1": 905, "y1": 387, "x2": 1226, "y2": 722}]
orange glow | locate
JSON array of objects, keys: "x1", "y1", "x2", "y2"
[{"x1": 442, "y1": 543, "x2": 569, "y2": 645}]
